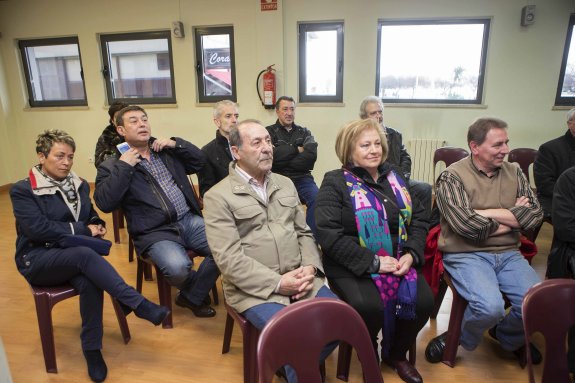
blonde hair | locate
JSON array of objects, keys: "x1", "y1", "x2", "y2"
[{"x1": 335, "y1": 119, "x2": 388, "y2": 166}]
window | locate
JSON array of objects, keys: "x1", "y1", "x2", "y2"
[
  {"x1": 556, "y1": 14, "x2": 575, "y2": 106},
  {"x1": 18, "y1": 37, "x2": 87, "y2": 107},
  {"x1": 376, "y1": 19, "x2": 490, "y2": 104},
  {"x1": 100, "y1": 31, "x2": 176, "y2": 104},
  {"x1": 194, "y1": 26, "x2": 237, "y2": 103},
  {"x1": 298, "y1": 22, "x2": 344, "y2": 103}
]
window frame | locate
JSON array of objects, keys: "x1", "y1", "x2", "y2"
[
  {"x1": 193, "y1": 25, "x2": 237, "y2": 103},
  {"x1": 18, "y1": 36, "x2": 88, "y2": 108},
  {"x1": 555, "y1": 14, "x2": 575, "y2": 106},
  {"x1": 100, "y1": 30, "x2": 177, "y2": 105},
  {"x1": 375, "y1": 18, "x2": 490, "y2": 105},
  {"x1": 298, "y1": 21, "x2": 344, "y2": 103}
]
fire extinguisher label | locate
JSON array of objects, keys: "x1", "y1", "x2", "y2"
[{"x1": 264, "y1": 91, "x2": 273, "y2": 105}]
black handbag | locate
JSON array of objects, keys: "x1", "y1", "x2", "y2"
[{"x1": 57, "y1": 235, "x2": 112, "y2": 256}]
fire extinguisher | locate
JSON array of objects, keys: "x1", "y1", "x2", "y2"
[{"x1": 257, "y1": 65, "x2": 276, "y2": 110}]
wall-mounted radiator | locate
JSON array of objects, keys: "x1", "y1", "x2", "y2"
[{"x1": 407, "y1": 139, "x2": 447, "y2": 184}]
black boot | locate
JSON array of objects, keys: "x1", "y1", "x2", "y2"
[
  {"x1": 134, "y1": 299, "x2": 171, "y2": 326},
  {"x1": 83, "y1": 349, "x2": 107, "y2": 382}
]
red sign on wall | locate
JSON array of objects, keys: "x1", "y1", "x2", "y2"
[{"x1": 261, "y1": 0, "x2": 277, "y2": 11}]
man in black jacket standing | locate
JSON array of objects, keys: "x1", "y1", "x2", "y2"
[
  {"x1": 360, "y1": 96, "x2": 432, "y2": 217},
  {"x1": 198, "y1": 100, "x2": 238, "y2": 197},
  {"x1": 94, "y1": 105, "x2": 219, "y2": 318},
  {"x1": 266, "y1": 96, "x2": 319, "y2": 234}
]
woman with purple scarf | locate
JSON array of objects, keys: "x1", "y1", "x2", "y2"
[{"x1": 315, "y1": 119, "x2": 433, "y2": 383}]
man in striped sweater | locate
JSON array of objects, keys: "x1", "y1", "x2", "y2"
[{"x1": 425, "y1": 117, "x2": 543, "y2": 368}]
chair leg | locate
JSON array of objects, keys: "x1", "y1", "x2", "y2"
[
  {"x1": 222, "y1": 312, "x2": 234, "y2": 354},
  {"x1": 336, "y1": 341, "x2": 352, "y2": 382},
  {"x1": 211, "y1": 284, "x2": 219, "y2": 306},
  {"x1": 33, "y1": 293, "x2": 58, "y2": 373},
  {"x1": 442, "y1": 288, "x2": 468, "y2": 368},
  {"x1": 128, "y1": 237, "x2": 134, "y2": 262},
  {"x1": 430, "y1": 279, "x2": 448, "y2": 319},
  {"x1": 144, "y1": 263, "x2": 153, "y2": 281},
  {"x1": 408, "y1": 341, "x2": 416, "y2": 364},
  {"x1": 245, "y1": 323, "x2": 259, "y2": 383},
  {"x1": 110, "y1": 297, "x2": 131, "y2": 344},
  {"x1": 112, "y1": 210, "x2": 121, "y2": 244},
  {"x1": 154, "y1": 266, "x2": 173, "y2": 329},
  {"x1": 136, "y1": 258, "x2": 144, "y2": 293}
]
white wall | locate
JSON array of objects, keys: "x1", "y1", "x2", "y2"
[{"x1": 0, "y1": 0, "x2": 573, "y2": 186}]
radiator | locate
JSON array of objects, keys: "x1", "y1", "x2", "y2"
[{"x1": 406, "y1": 139, "x2": 447, "y2": 184}]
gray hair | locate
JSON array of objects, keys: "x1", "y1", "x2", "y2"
[
  {"x1": 359, "y1": 96, "x2": 384, "y2": 119},
  {"x1": 213, "y1": 100, "x2": 238, "y2": 119},
  {"x1": 567, "y1": 108, "x2": 575, "y2": 122},
  {"x1": 36, "y1": 129, "x2": 76, "y2": 156},
  {"x1": 467, "y1": 117, "x2": 508, "y2": 147}
]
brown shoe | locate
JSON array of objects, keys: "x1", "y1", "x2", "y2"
[
  {"x1": 175, "y1": 293, "x2": 216, "y2": 318},
  {"x1": 385, "y1": 359, "x2": 423, "y2": 383}
]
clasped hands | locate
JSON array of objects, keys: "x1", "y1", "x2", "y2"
[
  {"x1": 87, "y1": 223, "x2": 106, "y2": 238},
  {"x1": 278, "y1": 265, "x2": 316, "y2": 300},
  {"x1": 378, "y1": 253, "x2": 413, "y2": 276}
]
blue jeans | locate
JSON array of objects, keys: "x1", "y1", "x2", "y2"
[
  {"x1": 243, "y1": 286, "x2": 338, "y2": 383},
  {"x1": 293, "y1": 176, "x2": 319, "y2": 236},
  {"x1": 442, "y1": 250, "x2": 540, "y2": 351},
  {"x1": 146, "y1": 212, "x2": 220, "y2": 305}
]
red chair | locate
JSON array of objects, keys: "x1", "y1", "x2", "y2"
[
  {"x1": 433, "y1": 146, "x2": 469, "y2": 185},
  {"x1": 135, "y1": 246, "x2": 219, "y2": 329},
  {"x1": 508, "y1": 148, "x2": 537, "y2": 184},
  {"x1": 523, "y1": 279, "x2": 575, "y2": 383},
  {"x1": 508, "y1": 148, "x2": 545, "y2": 243},
  {"x1": 222, "y1": 301, "x2": 259, "y2": 383},
  {"x1": 257, "y1": 298, "x2": 383, "y2": 383},
  {"x1": 437, "y1": 272, "x2": 469, "y2": 367},
  {"x1": 31, "y1": 283, "x2": 130, "y2": 373}
]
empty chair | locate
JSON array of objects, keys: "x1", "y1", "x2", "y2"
[
  {"x1": 30, "y1": 283, "x2": 130, "y2": 373},
  {"x1": 523, "y1": 279, "x2": 575, "y2": 383},
  {"x1": 257, "y1": 298, "x2": 383, "y2": 383}
]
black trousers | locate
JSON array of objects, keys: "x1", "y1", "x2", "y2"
[
  {"x1": 329, "y1": 272, "x2": 433, "y2": 360},
  {"x1": 18, "y1": 246, "x2": 144, "y2": 350}
]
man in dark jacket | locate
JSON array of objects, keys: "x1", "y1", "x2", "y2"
[
  {"x1": 266, "y1": 96, "x2": 319, "y2": 234},
  {"x1": 359, "y1": 96, "x2": 432, "y2": 217},
  {"x1": 198, "y1": 100, "x2": 238, "y2": 197},
  {"x1": 534, "y1": 108, "x2": 575, "y2": 219},
  {"x1": 94, "y1": 106, "x2": 219, "y2": 318}
]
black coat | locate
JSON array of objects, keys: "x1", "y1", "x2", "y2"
[
  {"x1": 315, "y1": 163, "x2": 429, "y2": 279},
  {"x1": 11, "y1": 170, "x2": 103, "y2": 267},
  {"x1": 266, "y1": 120, "x2": 317, "y2": 180},
  {"x1": 198, "y1": 130, "x2": 233, "y2": 197},
  {"x1": 534, "y1": 130, "x2": 575, "y2": 217},
  {"x1": 384, "y1": 126, "x2": 412, "y2": 180},
  {"x1": 94, "y1": 137, "x2": 205, "y2": 254}
]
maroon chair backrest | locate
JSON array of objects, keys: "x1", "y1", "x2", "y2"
[
  {"x1": 522, "y1": 279, "x2": 575, "y2": 383},
  {"x1": 257, "y1": 298, "x2": 383, "y2": 383},
  {"x1": 432, "y1": 147, "x2": 469, "y2": 185},
  {"x1": 508, "y1": 148, "x2": 537, "y2": 183}
]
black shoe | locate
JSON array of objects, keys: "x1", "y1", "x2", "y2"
[
  {"x1": 134, "y1": 299, "x2": 171, "y2": 326},
  {"x1": 83, "y1": 349, "x2": 107, "y2": 382},
  {"x1": 514, "y1": 343, "x2": 543, "y2": 368},
  {"x1": 119, "y1": 302, "x2": 133, "y2": 316},
  {"x1": 175, "y1": 292, "x2": 216, "y2": 318},
  {"x1": 490, "y1": 324, "x2": 542, "y2": 368},
  {"x1": 425, "y1": 331, "x2": 448, "y2": 363}
]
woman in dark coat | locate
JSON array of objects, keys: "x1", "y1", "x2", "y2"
[
  {"x1": 10, "y1": 130, "x2": 169, "y2": 382},
  {"x1": 315, "y1": 119, "x2": 433, "y2": 383}
]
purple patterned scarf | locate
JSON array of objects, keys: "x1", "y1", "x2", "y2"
[{"x1": 344, "y1": 169, "x2": 418, "y2": 358}]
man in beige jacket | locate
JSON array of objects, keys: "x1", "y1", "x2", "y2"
[{"x1": 203, "y1": 119, "x2": 337, "y2": 383}]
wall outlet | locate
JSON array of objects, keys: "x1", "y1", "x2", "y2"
[{"x1": 88, "y1": 156, "x2": 94, "y2": 164}]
